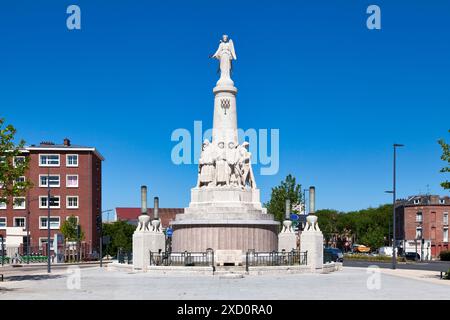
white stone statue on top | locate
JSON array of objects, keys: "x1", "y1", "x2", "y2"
[{"x1": 210, "y1": 34, "x2": 237, "y2": 86}]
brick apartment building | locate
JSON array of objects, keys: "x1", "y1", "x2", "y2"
[
  {"x1": 396, "y1": 195, "x2": 449, "y2": 260},
  {"x1": 0, "y1": 139, "x2": 103, "y2": 255}
]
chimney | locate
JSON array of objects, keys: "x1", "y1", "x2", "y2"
[
  {"x1": 154, "y1": 197, "x2": 159, "y2": 220},
  {"x1": 285, "y1": 199, "x2": 291, "y2": 220},
  {"x1": 63, "y1": 138, "x2": 71, "y2": 146},
  {"x1": 309, "y1": 186, "x2": 316, "y2": 214},
  {"x1": 141, "y1": 186, "x2": 148, "y2": 215}
]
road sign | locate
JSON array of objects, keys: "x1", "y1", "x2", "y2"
[
  {"x1": 166, "y1": 228, "x2": 173, "y2": 238},
  {"x1": 290, "y1": 214, "x2": 299, "y2": 221}
]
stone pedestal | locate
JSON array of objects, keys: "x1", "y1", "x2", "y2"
[
  {"x1": 300, "y1": 215, "x2": 324, "y2": 272},
  {"x1": 278, "y1": 220, "x2": 297, "y2": 252},
  {"x1": 172, "y1": 187, "x2": 279, "y2": 253},
  {"x1": 132, "y1": 216, "x2": 166, "y2": 272}
]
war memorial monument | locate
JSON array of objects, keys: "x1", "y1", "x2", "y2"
[{"x1": 131, "y1": 35, "x2": 329, "y2": 273}]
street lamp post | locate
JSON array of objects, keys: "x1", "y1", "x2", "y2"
[
  {"x1": 392, "y1": 143, "x2": 404, "y2": 270},
  {"x1": 47, "y1": 169, "x2": 51, "y2": 273},
  {"x1": 99, "y1": 209, "x2": 112, "y2": 268}
]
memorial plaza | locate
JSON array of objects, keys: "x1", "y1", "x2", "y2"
[{"x1": 1, "y1": 266, "x2": 449, "y2": 300}]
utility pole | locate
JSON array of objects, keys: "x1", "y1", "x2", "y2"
[
  {"x1": 47, "y1": 168, "x2": 51, "y2": 273},
  {"x1": 392, "y1": 143, "x2": 404, "y2": 270}
]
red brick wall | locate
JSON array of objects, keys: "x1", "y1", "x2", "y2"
[
  {"x1": 398, "y1": 205, "x2": 449, "y2": 257},
  {"x1": 0, "y1": 149, "x2": 102, "y2": 254}
]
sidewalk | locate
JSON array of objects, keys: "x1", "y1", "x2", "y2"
[{"x1": 377, "y1": 268, "x2": 450, "y2": 286}]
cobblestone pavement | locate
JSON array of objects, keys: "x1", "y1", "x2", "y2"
[{"x1": 1, "y1": 266, "x2": 449, "y2": 300}]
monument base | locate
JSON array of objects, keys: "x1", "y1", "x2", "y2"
[
  {"x1": 300, "y1": 230, "x2": 324, "y2": 272},
  {"x1": 278, "y1": 232, "x2": 297, "y2": 252},
  {"x1": 171, "y1": 222, "x2": 278, "y2": 252},
  {"x1": 132, "y1": 231, "x2": 165, "y2": 272}
]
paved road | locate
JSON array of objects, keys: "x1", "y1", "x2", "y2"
[
  {"x1": 344, "y1": 260, "x2": 450, "y2": 272},
  {"x1": 1, "y1": 266, "x2": 449, "y2": 300}
]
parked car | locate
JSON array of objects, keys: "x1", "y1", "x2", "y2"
[
  {"x1": 324, "y1": 247, "x2": 344, "y2": 262},
  {"x1": 404, "y1": 252, "x2": 420, "y2": 261}
]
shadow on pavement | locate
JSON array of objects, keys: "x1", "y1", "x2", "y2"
[{"x1": 5, "y1": 274, "x2": 63, "y2": 282}]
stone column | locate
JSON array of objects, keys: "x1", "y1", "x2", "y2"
[
  {"x1": 132, "y1": 187, "x2": 166, "y2": 272},
  {"x1": 278, "y1": 199, "x2": 297, "y2": 252},
  {"x1": 300, "y1": 215, "x2": 324, "y2": 272}
]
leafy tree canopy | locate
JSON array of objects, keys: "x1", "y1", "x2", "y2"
[
  {"x1": 438, "y1": 130, "x2": 450, "y2": 190},
  {"x1": 0, "y1": 118, "x2": 32, "y2": 205},
  {"x1": 264, "y1": 174, "x2": 303, "y2": 223}
]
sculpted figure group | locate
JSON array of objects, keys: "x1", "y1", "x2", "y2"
[{"x1": 197, "y1": 139, "x2": 256, "y2": 189}]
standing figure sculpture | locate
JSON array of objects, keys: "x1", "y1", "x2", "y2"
[
  {"x1": 210, "y1": 34, "x2": 237, "y2": 86},
  {"x1": 197, "y1": 139, "x2": 215, "y2": 188},
  {"x1": 238, "y1": 142, "x2": 256, "y2": 189},
  {"x1": 215, "y1": 142, "x2": 230, "y2": 187},
  {"x1": 227, "y1": 142, "x2": 241, "y2": 187}
]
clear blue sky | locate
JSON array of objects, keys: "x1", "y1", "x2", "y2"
[{"x1": 1, "y1": 1, "x2": 449, "y2": 218}]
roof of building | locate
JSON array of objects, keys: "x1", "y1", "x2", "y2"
[
  {"x1": 24, "y1": 139, "x2": 104, "y2": 160},
  {"x1": 115, "y1": 207, "x2": 184, "y2": 228},
  {"x1": 397, "y1": 194, "x2": 450, "y2": 207}
]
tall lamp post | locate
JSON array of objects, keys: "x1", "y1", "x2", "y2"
[
  {"x1": 47, "y1": 168, "x2": 51, "y2": 274},
  {"x1": 386, "y1": 143, "x2": 404, "y2": 270},
  {"x1": 99, "y1": 209, "x2": 112, "y2": 268}
]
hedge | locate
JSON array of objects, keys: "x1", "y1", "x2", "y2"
[{"x1": 439, "y1": 251, "x2": 450, "y2": 261}]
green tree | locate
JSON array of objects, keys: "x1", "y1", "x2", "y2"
[
  {"x1": 315, "y1": 209, "x2": 340, "y2": 245},
  {"x1": 0, "y1": 118, "x2": 32, "y2": 205},
  {"x1": 102, "y1": 220, "x2": 135, "y2": 256},
  {"x1": 438, "y1": 130, "x2": 450, "y2": 190},
  {"x1": 60, "y1": 215, "x2": 84, "y2": 242},
  {"x1": 264, "y1": 174, "x2": 302, "y2": 224}
]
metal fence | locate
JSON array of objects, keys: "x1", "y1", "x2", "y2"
[
  {"x1": 150, "y1": 250, "x2": 215, "y2": 267},
  {"x1": 245, "y1": 250, "x2": 308, "y2": 271},
  {"x1": 117, "y1": 248, "x2": 133, "y2": 264}
]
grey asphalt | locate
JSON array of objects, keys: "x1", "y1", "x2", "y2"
[
  {"x1": 1, "y1": 266, "x2": 449, "y2": 300},
  {"x1": 344, "y1": 260, "x2": 450, "y2": 272}
]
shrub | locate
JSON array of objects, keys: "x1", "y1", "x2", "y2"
[
  {"x1": 344, "y1": 254, "x2": 403, "y2": 262},
  {"x1": 439, "y1": 251, "x2": 450, "y2": 261},
  {"x1": 445, "y1": 269, "x2": 450, "y2": 280}
]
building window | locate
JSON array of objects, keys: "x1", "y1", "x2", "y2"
[
  {"x1": 14, "y1": 176, "x2": 26, "y2": 189},
  {"x1": 39, "y1": 154, "x2": 60, "y2": 167},
  {"x1": 39, "y1": 196, "x2": 60, "y2": 209},
  {"x1": 66, "y1": 175, "x2": 78, "y2": 188},
  {"x1": 415, "y1": 227, "x2": 422, "y2": 239},
  {"x1": 440, "y1": 199, "x2": 446, "y2": 205},
  {"x1": 444, "y1": 228, "x2": 449, "y2": 243},
  {"x1": 67, "y1": 196, "x2": 79, "y2": 209},
  {"x1": 416, "y1": 212, "x2": 423, "y2": 223},
  {"x1": 13, "y1": 156, "x2": 25, "y2": 167},
  {"x1": 14, "y1": 217, "x2": 26, "y2": 228},
  {"x1": 444, "y1": 213, "x2": 449, "y2": 225},
  {"x1": 413, "y1": 199, "x2": 420, "y2": 205},
  {"x1": 66, "y1": 154, "x2": 78, "y2": 167},
  {"x1": 39, "y1": 175, "x2": 60, "y2": 188},
  {"x1": 39, "y1": 238, "x2": 55, "y2": 251},
  {"x1": 13, "y1": 197, "x2": 26, "y2": 210},
  {"x1": 0, "y1": 217, "x2": 6, "y2": 229},
  {"x1": 39, "y1": 217, "x2": 60, "y2": 230},
  {"x1": 0, "y1": 201, "x2": 6, "y2": 210}
]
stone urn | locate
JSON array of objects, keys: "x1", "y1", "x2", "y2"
[
  {"x1": 283, "y1": 220, "x2": 293, "y2": 232},
  {"x1": 138, "y1": 214, "x2": 150, "y2": 231}
]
